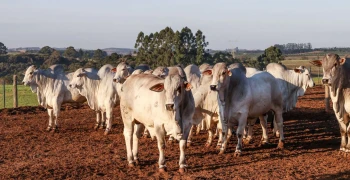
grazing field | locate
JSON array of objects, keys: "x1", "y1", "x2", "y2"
[
  {"x1": 0, "y1": 85, "x2": 349, "y2": 179},
  {"x1": 0, "y1": 85, "x2": 37, "y2": 108}
]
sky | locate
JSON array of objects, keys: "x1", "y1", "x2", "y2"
[{"x1": 0, "y1": 0, "x2": 349, "y2": 50}]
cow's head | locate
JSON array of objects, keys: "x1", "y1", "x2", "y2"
[
  {"x1": 293, "y1": 66, "x2": 315, "y2": 89},
  {"x1": 149, "y1": 74, "x2": 192, "y2": 111},
  {"x1": 112, "y1": 62, "x2": 130, "y2": 83},
  {"x1": 203, "y1": 63, "x2": 231, "y2": 91},
  {"x1": 152, "y1": 66, "x2": 168, "y2": 78},
  {"x1": 69, "y1": 68, "x2": 87, "y2": 89},
  {"x1": 312, "y1": 54, "x2": 346, "y2": 86},
  {"x1": 22, "y1": 65, "x2": 39, "y2": 93}
]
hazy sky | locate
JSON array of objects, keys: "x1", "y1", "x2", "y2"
[{"x1": 1, "y1": 0, "x2": 349, "y2": 50}]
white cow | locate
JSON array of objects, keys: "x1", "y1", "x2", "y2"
[
  {"x1": 204, "y1": 62, "x2": 285, "y2": 156},
  {"x1": 70, "y1": 63, "x2": 129, "y2": 135},
  {"x1": 22, "y1": 64, "x2": 90, "y2": 132},
  {"x1": 119, "y1": 73, "x2": 195, "y2": 173},
  {"x1": 266, "y1": 63, "x2": 315, "y2": 136}
]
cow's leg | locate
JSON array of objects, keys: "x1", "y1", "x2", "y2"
[
  {"x1": 179, "y1": 121, "x2": 191, "y2": 174},
  {"x1": 94, "y1": 111, "x2": 101, "y2": 130},
  {"x1": 46, "y1": 109, "x2": 53, "y2": 131},
  {"x1": 100, "y1": 112, "x2": 106, "y2": 129},
  {"x1": 274, "y1": 112, "x2": 285, "y2": 149},
  {"x1": 205, "y1": 129, "x2": 213, "y2": 147},
  {"x1": 52, "y1": 100, "x2": 62, "y2": 132},
  {"x1": 123, "y1": 121, "x2": 135, "y2": 167},
  {"x1": 346, "y1": 123, "x2": 350, "y2": 154},
  {"x1": 339, "y1": 121, "x2": 347, "y2": 152},
  {"x1": 168, "y1": 135, "x2": 175, "y2": 144},
  {"x1": 186, "y1": 126, "x2": 194, "y2": 147},
  {"x1": 104, "y1": 107, "x2": 113, "y2": 135},
  {"x1": 142, "y1": 128, "x2": 150, "y2": 138},
  {"x1": 155, "y1": 125, "x2": 167, "y2": 172},
  {"x1": 234, "y1": 115, "x2": 248, "y2": 157},
  {"x1": 133, "y1": 123, "x2": 145, "y2": 165},
  {"x1": 273, "y1": 115, "x2": 280, "y2": 138},
  {"x1": 243, "y1": 118, "x2": 256, "y2": 145},
  {"x1": 216, "y1": 128, "x2": 223, "y2": 148},
  {"x1": 259, "y1": 115, "x2": 269, "y2": 145},
  {"x1": 196, "y1": 123, "x2": 202, "y2": 135}
]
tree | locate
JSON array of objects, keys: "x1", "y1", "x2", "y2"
[
  {"x1": 257, "y1": 46, "x2": 284, "y2": 70},
  {"x1": 0, "y1": 42, "x2": 8, "y2": 55},
  {"x1": 38, "y1": 46, "x2": 55, "y2": 55},
  {"x1": 63, "y1": 46, "x2": 78, "y2": 58},
  {"x1": 92, "y1": 49, "x2": 107, "y2": 61},
  {"x1": 78, "y1": 48, "x2": 84, "y2": 59}
]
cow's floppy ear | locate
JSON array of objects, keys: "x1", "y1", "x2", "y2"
[
  {"x1": 294, "y1": 69, "x2": 301, "y2": 73},
  {"x1": 111, "y1": 67, "x2": 117, "y2": 73},
  {"x1": 309, "y1": 60, "x2": 322, "y2": 67},
  {"x1": 339, "y1": 58, "x2": 346, "y2": 65},
  {"x1": 149, "y1": 83, "x2": 164, "y2": 92},
  {"x1": 226, "y1": 69, "x2": 232, "y2": 76},
  {"x1": 183, "y1": 81, "x2": 192, "y2": 91},
  {"x1": 202, "y1": 69, "x2": 212, "y2": 76}
]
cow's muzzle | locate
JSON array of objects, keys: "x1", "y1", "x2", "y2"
[
  {"x1": 322, "y1": 79, "x2": 330, "y2": 85},
  {"x1": 210, "y1": 85, "x2": 217, "y2": 91},
  {"x1": 165, "y1": 104, "x2": 174, "y2": 111}
]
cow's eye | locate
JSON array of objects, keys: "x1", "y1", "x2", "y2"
[
  {"x1": 222, "y1": 72, "x2": 226, "y2": 75},
  {"x1": 305, "y1": 74, "x2": 309, "y2": 76},
  {"x1": 30, "y1": 72, "x2": 33, "y2": 75}
]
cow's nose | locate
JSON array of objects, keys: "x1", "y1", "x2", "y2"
[
  {"x1": 210, "y1": 85, "x2": 217, "y2": 91},
  {"x1": 322, "y1": 79, "x2": 329, "y2": 85},
  {"x1": 165, "y1": 104, "x2": 174, "y2": 111}
]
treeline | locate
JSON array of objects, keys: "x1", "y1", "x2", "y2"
[
  {"x1": 274, "y1": 43, "x2": 313, "y2": 54},
  {"x1": 314, "y1": 47, "x2": 350, "y2": 53}
]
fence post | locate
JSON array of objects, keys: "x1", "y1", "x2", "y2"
[
  {"x1": 325, "y1": 85, "x2": 330, "y2": 112},
  {"x1": 13, "y1": 75, "x2": 18, "y2": 108},
  {"x1": 3, "y1": 80, "x2": 5, "y2": 108}
]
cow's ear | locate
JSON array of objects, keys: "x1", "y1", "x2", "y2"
[
  {"x1": 202, "y1": 69, "x2": 212, "y2": 76},
  {"x1": 227, "y1": 69, "x2": 232, "y2": 76},
  {"x1": 294, "y1": 69, "x2": 301, "y2": 73},
  {"x1": 149, "y1": 83, "x2": 164, "y2": 92},
  {"x1": 339, "y1": 58, "x2": 346, "y2": 65},
  {"x1": 78, "y1": 72, "x2": 87, "y2": 77},
  {"x1": 310, "y1": 60, "x2": 322, "y2": 67},
  {"x1": 184, "y1": 81, "x2": 192, "y2": 91},
  {"x1": 111, "y1": 67, "x2": 117, "y2": 73}
]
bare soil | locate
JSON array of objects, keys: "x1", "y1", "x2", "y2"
[{"x1": 1, "y1": 85, "x2": 349, "y2": 179}]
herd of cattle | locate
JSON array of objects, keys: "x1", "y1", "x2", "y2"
[{"x1": 21, "y1": 53, "x2": 349, "y2": 173}]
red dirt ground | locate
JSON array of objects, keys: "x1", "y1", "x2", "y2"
[{"x1": 1, "y1": 85, "x2": 350, "y2": 179}]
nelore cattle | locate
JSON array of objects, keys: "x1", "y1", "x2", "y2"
[
  {"x1": 119, "y1": 73, "x2": 196, "y2": 173},
  {"x1": 203, "y1": 63, "x2": 285, "y2": 156},
  {"x1": 313, "y1": 54, "x2": 350, "y2": 154},
  {"x1": 22, "y1": 65, "x2": 90, "y2": 132}
]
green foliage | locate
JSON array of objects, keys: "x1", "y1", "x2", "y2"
[
  {"x1": 0, "y1": 42, "x2": 8, "y2": 55},
  {"x1": 0, "y1": 85, "x2": 38, "y2": 108},
  {"x1": 257, "y1": 46, "x2": 284, "y2": 69},
  {"x1": 92, "y1": 49, "x2": 107, "y2": 61},
  {"x1": 135, "y1": 26, "x2": 209, "y2": 68},
  {"x1": 210, "y1": 52, "x2": 239, "y2": 65},
  {"x1": 63, "y1": 46, "x2": 78, "y2": 58},
  {"x1": 38, "y1": 46, "x2": 55, "y2": 55}
]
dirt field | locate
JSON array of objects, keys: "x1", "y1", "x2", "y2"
[{"x1": 1, "y1": 85, "x2": 350, "y2": 179}]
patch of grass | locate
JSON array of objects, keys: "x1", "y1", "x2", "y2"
[{"x1": 0, "y1": 85, "x2": 38, "y2": 108}]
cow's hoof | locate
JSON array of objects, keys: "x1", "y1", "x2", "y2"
[
  {"x1": 234, "y1": 151, "x2": 241, "y2": 157},
  {"x1": 128, "y1": 162, "x2": 135, "y2": 168},
  {"x1": 51, "y1": 127, "x2": 59, "y2": 133},
  {"x1": 277, "y1": 141, "x2": 284, "y2": 149},
  {"x1": 179, "y1": 168, "x2": 187, "y2": 174},
  {"x1": 135, "y1": 159, "x2": 140, "y2": 165},
  {"x1": 159, "y1": 167, "x2": 167, "y2": 173},
  {"x1": 243, "y1": 138, "x2": 251, "y2": 145},
  {"x1": 46, "y1": 126, "x2": 52, "y2": 132},
  {"x1": 186, "y1": 142, "x2": 192, "y2": 147},
  {"x1": 94, "y1": 124, "x2": 99, "y2": 130},
  {"x1": 205, "y1": 142, "x2": 211, "y2": 147},
  {"x1": 218, "y1": 149, "x2": 225, "y2": 155},
  {"x1": 104, "y1": 130, "x2": 110, "y2": 136},
  {"x1": 260, "y1": 141, "x2": 270, "y2": 147}
]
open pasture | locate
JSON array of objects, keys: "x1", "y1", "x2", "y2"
[{"x1": 0, "y1": 86, "x2": 349, "y2": 179}]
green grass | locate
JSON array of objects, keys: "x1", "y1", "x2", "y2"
[{"x1": 0, "y1": 85, "x2": 38, "y2": 108}]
